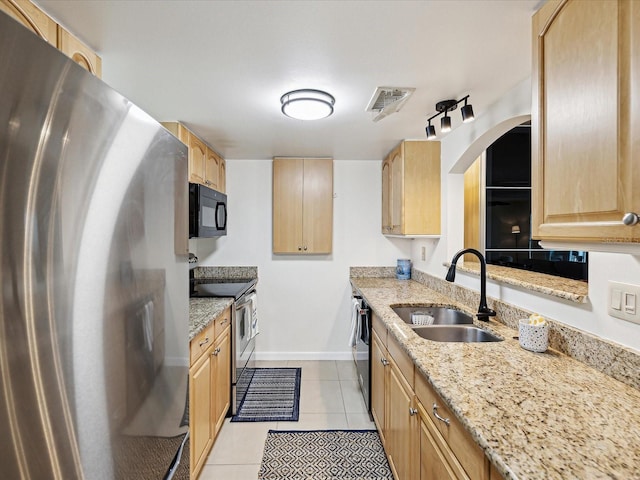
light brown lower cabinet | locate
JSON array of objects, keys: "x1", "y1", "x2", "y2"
[
  {"x1": 371, "y1": 312, "x2": 491, "y2": 480},
  {"x1": 371, "y1": 329, "x2": 388, "y2": 445},
  {"x1": 419, "y1": 403, "x2": 457, "y2": 480},
  {"x1": 386, "y1": 355, "x2": 419, "y2": 480},
  {"x1": 189, "y1": 306, "x2": 231, "y2": 480}
]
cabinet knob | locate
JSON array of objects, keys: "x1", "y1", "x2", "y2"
[
  {"x1": 212, "y1": 347, "x2": 221, "y2": 356},
  {"x1": 622, "y1": 212, "x2": 639, "y2": 226},
  {"x1": 303, "y1": 246, "x2": 308, "y2": 251},
  {"x1": 298, "y1": 246, "x2": 302, "y2": 251},
  {"x1": 409, "y1": 407, "x2": 418, "y2": 416},
  {"x1": 380, "y1": 357, "x2": 389, "y2": 366}
]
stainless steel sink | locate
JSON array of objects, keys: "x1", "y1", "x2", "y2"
[
  {"x1": 392, "y1": 306, "x2": 474, "y2": 326},
  {"x1": 412, "y1": 325, "x2": 502, "y2": 343}
]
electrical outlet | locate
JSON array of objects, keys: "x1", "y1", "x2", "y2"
[
  {"x1": 421, "y1": 246, "x2": 426, "y2": 261},
  {"x1": 608, "y1": 281, "x2": 640, "y2": 325}
]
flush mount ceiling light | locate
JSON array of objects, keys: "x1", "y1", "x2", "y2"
[
  {"x1": 424, "y1": 95, "x2": 475, "y2": 139},
  {"x1": 280, "y1": 89, "x2": 335, "y2": 120}
]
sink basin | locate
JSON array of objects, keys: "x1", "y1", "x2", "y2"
[
  {"x1": 412, "y1": 325, "x2": 502, "y2": 343},
  {"x1": 392, "y1": 306, "x2": 474, "y2": 326}
]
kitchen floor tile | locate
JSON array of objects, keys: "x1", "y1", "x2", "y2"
[
  {"x1": 203, "y1": 359, "x2": 376, "y2": 475},
  {"x1": 253, "y1": 360, "x2": 289, "y2": 368},
  {"x1": 198, "y1": 463, "x2": 261, "y2": 480},
  {"x1": 206, "y1": 419, "x2": 277, "y2": 465},
  {"x1": 340, "y1": 379, "x2": 368, "y2": 413},
  {"x1": 277, "y1": 412, "x2": 349, "y2": 430},
  {"x1": 287, "y1": 360, "x2": 339, "y2": 380},
  {"x1": 336, "y1": 359, "x2": 358, "y2": 380},
  {"x1": 299, "y1": 380, "x2": 344, "y2": 413},
  {"x1": 346, "y1": 412, "x2": 376, "y2": 430}
]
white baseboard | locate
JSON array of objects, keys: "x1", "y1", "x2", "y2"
[{"x1": 254, "y1": 351, "x2": 354, "y2": 361}]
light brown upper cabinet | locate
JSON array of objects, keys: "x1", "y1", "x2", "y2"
[
  {"x1": 162, "y1": 122, "x2": 226, "y2": 193},
  {"x1": 532, "y1": 0, "x2": 640, "y2": 244},
  {"x1": 205, "y1": 147, "x2": 221, "y2": 191},
  {"x1": 382, "y1": 140, "x2": 441, "y2": 236},
  {"x1": 1, "y1": 0, "x2": 102, "y2": 77},
  {"x1": 273, "y1": 157, "x2": 333, "y2": 254},
  {"x1": 57, "y1": 26, "x2": 102, "y2": 77},
  {"x1": 0, "y1": 0, "x2": 56, "y2": 44}
]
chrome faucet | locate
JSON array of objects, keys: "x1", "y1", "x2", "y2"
[{"x1": 445, "y1": 248, "x2": 496, "y2": 321}]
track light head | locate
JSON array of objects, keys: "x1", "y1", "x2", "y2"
[
  {"x1": 441, "y1": 113, "x2": 451, "y2": 133},
  {"x1": 425, "y1": 123, "x2": 436, "y2": 139},
  {"x1": 461, "y1": 98, "x2": 474, "y2": 123}
]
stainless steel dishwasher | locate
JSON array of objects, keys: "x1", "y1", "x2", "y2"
[{"x1": 352, "y1": 296, "x2": 371, "y2": 412}]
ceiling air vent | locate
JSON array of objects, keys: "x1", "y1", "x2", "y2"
[{"x1": 365, "y1": 86, "x2": 416, "y2": 122}]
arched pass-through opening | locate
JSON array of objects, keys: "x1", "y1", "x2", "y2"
[{"x1": 450, "y1": 114, "x2": 531, "y2": 174}]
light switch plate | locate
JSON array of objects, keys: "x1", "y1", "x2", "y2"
[{"x1": 608, "y1": 281, "x2": 640, "y2": 325}]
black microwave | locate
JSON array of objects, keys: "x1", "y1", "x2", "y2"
[{"x1": 189, "y1": 183, "x2": 227, "y2": 237}]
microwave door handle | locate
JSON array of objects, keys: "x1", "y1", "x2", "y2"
[{"x1": 216, "y1": 202, "x2": 227, "y2": 230}]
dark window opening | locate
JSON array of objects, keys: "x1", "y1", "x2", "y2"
[{"x1": 484, "y1": 125, "x2": 588, "y2": 281}]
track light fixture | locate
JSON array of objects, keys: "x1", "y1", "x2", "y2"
[{"x1": 424, "y1": 95, "x2": 474, "y2": 138}]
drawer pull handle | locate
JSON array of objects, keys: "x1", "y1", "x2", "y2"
[
  {"x1": 380, "y1": 357, "x2": 389, "y2": 366},
  {"x1": 219, "y1": 318, "x2": 229, "y2": 326},
  {"x1": 199, "y1": 337, "x2": 210, "y2": 347},
  {"x1": 409, "y1": 407, "x2": 417, "y2": 416},
  {"x1": 432, "y1": 403, "x2": 450, "y2": 426},
  {"x1": 622, "y1": 212, "x2": 639, "y2": 226}
]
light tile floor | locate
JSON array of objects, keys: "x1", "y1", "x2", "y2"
[{"x1": 199, "y1": 360, "x2": 375, "y2": 480}]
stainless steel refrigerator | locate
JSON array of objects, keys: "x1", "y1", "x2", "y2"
[{"x1": 0, "y1": 12, "x2": 190, "y2": 479}]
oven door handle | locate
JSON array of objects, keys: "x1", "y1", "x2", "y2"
[{"x1": 235, "y1": 291, "x2": 256, "y2": 309}]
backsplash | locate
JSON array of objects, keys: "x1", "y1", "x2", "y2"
[
  {"x1": 194, "y1": 266, "x2": 258, "y2": 279},
  {"x1": 350, "y1": 266, "x2": 640, "y2": 391}
]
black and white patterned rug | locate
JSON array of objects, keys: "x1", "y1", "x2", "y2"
[
  {"x1": 231, "y1": 367, "x2": 301, "y2": 422},
  {"x1": 258, "y1": 429, "x2": 393, "y2": 480}
]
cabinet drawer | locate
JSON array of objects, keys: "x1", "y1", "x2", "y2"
[
  {"x1": 416, "y1": 372, "x2": 487, "y2": 480},
  {"x1": 190, "y1": 322, "x2": 214, "y2": 366},
  {"x1": 387, "y1": 328, "x2": 414, "y2": 389},
  {"x1": 214, "y1": 306, "x2": 231, "y2": 340}
]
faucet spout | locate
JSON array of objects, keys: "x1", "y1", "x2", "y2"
[{"x1": 445, "y1": 248, "x2": 496, "y2": 321}]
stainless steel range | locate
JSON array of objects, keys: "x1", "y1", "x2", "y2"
[{"x1": 190, "y1": 276, "x2": 258, "y2": 415}]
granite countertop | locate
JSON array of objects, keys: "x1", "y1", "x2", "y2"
[
  {"x1": 189, "y1": 297, "x2": 234, "y2": 340},
  {"x1": 351, "y1": 277, "x2": 640, "y2": 480}
]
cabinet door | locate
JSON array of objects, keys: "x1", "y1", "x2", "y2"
[
  {"x1": 189, "y1": 134, "x2": 207, "y2": 185},
  {"x1": 205, "y1": 147, "x2": 220, "y2": 190},
  {"x1": 419, "y1": 413, "x2": 457, "y2": 480},
  {"x1": 0, "y1": 0, "x2": 56, "y2": 44},
  {"x1": 389, "y1": 147, "x2": 404, "y2": 234},
  {"x1": 218, "y1": 156, "x2": 226, "y2": 193},
  {"x1": 273, "y1": 158, "x2": 304, "y2": 253},
  {"x1": 302, "y1": 158, "x2": 333, "y2": 253},
  {"x1": 371, "y1": 331, "x2": 387, "y2": 445},
  {"x1": 381, "y1": 157, "x2": 391, "y2": 233},
  {"x1": 190, "y1": 351, "x2": 213, "y2": 477},
  {"x1": 57, "y1": 26, "x2": 102, "y2": 77},
  {"x1": 387, "y1": 357, "x2": 418, "y2": 480},
  {"x1": 212, "y1": 327, "x2": 231, "y2": 437},
  {"x1": 532, "y1": 0, "x2": 640, "y2": 242}
]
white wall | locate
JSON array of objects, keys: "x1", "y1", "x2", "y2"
[
  {"x1": 191, "y1": 159, "x2": 412, "y2": 360},
  {"x1": 411, "y1": 78, "x2": 640, "y2": 353}
]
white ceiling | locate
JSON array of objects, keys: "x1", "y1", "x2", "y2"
[{"x1": 35, "y1": 0, "x2": 541, "y2": 160}]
